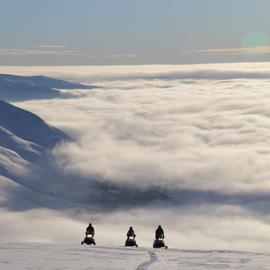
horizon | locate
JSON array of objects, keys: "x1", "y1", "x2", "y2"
[{"x1": 1, "y1": 61, "x2": 270, "y2": 67}]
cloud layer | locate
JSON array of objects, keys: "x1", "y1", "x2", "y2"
[
  {"x1": 15, "y1": 67, "x2": 270, "y2": 195},
  {"x1": 2, "y1": 63, "x2": 270, "y2": 82},
  {"x1": 188, "y1": 46, "x2": 270, "y2": 56},
  {"x1": 1, "y1": 205, "x2": 270, "y2": 252},
  {"x1": 3, "y1": 63, "x2": 270, "y2": 251}
]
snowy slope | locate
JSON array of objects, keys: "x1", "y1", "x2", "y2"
[
  {"x1": 0, "y1": 100, "x2": 73, "y2": 210},
  {"x1": 0, "y1": 74, "x2": 92, "y2": 101},
  {"x1": 0, "y1": 74, "x2": 91, "y2": 89},
  {"x1": 0, "y1": 126, "x2": 44, "y2": 161},
  {"x1": 0, "y1": 244, "x2": 269, "y2": 270},
  {"x1": 0, "y1": 100, "x2": 68, "y2": 155}
]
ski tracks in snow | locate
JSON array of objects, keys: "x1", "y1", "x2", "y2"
[{"x1": 136, "y1": 251, "x2": 158, "y2": 270}]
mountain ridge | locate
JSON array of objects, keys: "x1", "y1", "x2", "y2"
[{"x1": 0, "y1": 74, "x2": 94, "y2": 102}]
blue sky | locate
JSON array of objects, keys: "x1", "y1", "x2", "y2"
[{"x1": 1, "y1": 0, "x2": 270, "y2": 65}]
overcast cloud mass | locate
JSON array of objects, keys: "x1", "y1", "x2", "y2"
[
  {"x1": 2, "y1": 63, "x2": 270, "y2": 251},
  {"x1": 13, "y1": 63, "x2": 270, "y2": 195}
]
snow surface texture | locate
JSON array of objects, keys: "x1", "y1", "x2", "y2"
[
  {"x1": 0, "y1": 244, "x2": 270, "y2": 270},
  {"x1": 2, "y1": 63, "x2": 270, "y2": 252}
]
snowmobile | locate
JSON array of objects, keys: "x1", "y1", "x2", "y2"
[
  {"x1": 81, "y1": 234, "x2": 96, "y2": 245},
  {"x1": 153, "y1": 237, "x2": 168, "y2": 249},
  {"x1": 125, "y1": 236, "x2": 138, "y2": 247}
]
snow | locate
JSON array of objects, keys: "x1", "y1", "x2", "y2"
[
  {"x1": 0, "y1": 243, "x2": 269, "y2": 270},
  {"x1": 0, "y1": 146, "x2": 30, "y2": 176},
  {"x1": 0, "y1": 74, "x2": 92, "y2": 102},
  {"x1": 0, "y1": 126, "x2": 43, "y2": 160},
  {"x1": 0, "y1": 100, "x2": 68, "y2": 150}
]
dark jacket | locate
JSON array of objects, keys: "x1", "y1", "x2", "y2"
[
  {"x1": 155, "y1": 226, "x2": 164, "y2": 239},
  {"x1": 86, "y1": 224, "x2": 95, "y2": 235},
  {"x1": 127, "y1": 228, "x2": 135, "y2": 237}
]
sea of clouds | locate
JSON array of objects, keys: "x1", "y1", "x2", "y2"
[
  {"x1": 11, "y1": 63, "x2": 270, "y2": 195},
  {"x1": 1, "y1": 63, "x2": 270, "y2": 251}
]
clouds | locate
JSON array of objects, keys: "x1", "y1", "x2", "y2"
[
  {"x1": 0, "y1": 208, "x2": 84, "y2": 243},
  {"x1": 84, "y1": 204, "x2": 270, "y2": 251},
  {"x1": 0, "y1": 48, "x2": 91, "y2": 58},
  {"x1": 1, "y1": 205, "x2": 270, "y2": 252},
  {"x1": 188, "y1": 46, "x2": 270, "y2": 56},
  {"x1": 0, "y1": 48, "x2": 138, "y2": 62},
  {"x1": 0, "y1": 64, "x2": 270, "y2": 252},
  {"x1": 1, "y1": 63, "x2": 270, "y2": 83},
  {"x1": 4, "y1": 63, "x2": 270, "y2": 250},
  {"x1": 13, "y1": 64, "x2": 270, "y2": 196}
]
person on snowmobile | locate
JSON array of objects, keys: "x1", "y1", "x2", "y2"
[
  {"x1": 127, "y1": 226, "x2": 136, "y2": 238},
  {"x1": 86, "y1": 223, "x2": 95, "y2": 236},
  {"x1": 155, "y1": 225, "x2": 164, "y2": 240}
]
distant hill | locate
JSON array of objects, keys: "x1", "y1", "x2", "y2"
[{"x1": 0, "y1": 74, "x2": 93, "y2": 102}]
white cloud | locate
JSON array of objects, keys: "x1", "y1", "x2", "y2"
[
  {"x1": 0, "y1": 208, "x2": 84, "y2": 243},
  {"x1": 15, "y1": 69, "x2": 270, "y2": 195},
  {"x1": 0, "y1": 48, "x2": 89, "y2": 57},
  {"x1": 188, "y1": 46, "x2": 270, "y2": 56},
  {"x1": 4, "y1": 63, "x2": 270, "y2": 250},
  {"x1": 1, "y1": 63, "x2": 270, "y2": 83},
  {"x1": 0, "y1": 49, "x2": 138, "y2": 61},
  {"x1": 1, "y1": 205, "x2": 270, "y2": 252}
]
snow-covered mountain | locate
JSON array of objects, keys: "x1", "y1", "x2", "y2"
[
  {"x1": 0, "y1": 100, "x2": 68, "y2": 151},
  {"x1": 0, "y1": 74, "x2": 91, "y2": 89},
  {"x1": 0, "y1": 100, "x2": 71, "y2": 210},
  {"x1": 0, "y1": 74, "x2": 92, "y2": 102}
]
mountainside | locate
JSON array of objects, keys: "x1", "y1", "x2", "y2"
[
  {"x1": 0, "y1": 244, "x2": 269, "y2": 270},
  {"x1": 0, "y1": 126, "x2": 43, "y2": 161},
  {"x1": 0, "y1": 100, "x2": 71, "y2": 210},
  {"x1": 0, "y1": 74, "x2": 92, "y2": 102},
  {"x1": 0, "y1": 74, "x2": 91, "y2": 89},
  {"x1": 0, "y1": 100, "x2": 68, "y2": 150}
]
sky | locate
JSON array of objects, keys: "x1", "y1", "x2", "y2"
[{"x1": 1, "y1": 0, "x2": 270, "y2": 65}]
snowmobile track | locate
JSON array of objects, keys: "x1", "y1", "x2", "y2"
[{"x1": 136, "y1": 251, "x2": 157, "y2": 270}]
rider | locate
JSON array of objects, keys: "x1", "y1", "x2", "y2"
[
  {"x1": 155, "y1": 225, "x2": 164, "y2": 240},
  {"x1": 86, "y1": 223, "x2": 95, "y2": 236},
  {"x1": 127, "y1": 226, "x2": 136, "y2": 238}
]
